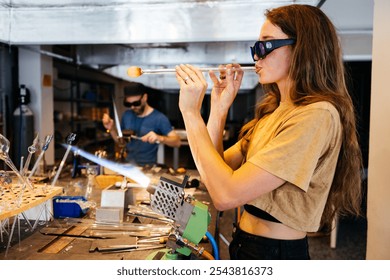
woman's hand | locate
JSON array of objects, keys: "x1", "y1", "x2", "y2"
[
  {"x1": 175, "y1": 64, "x2": 208, "y2": 116},
  {"x1": 209, "y1": 63, "x2": 244, "y2": 116}
]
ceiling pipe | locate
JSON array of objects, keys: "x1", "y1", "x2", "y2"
[{"x1": 316, "y1": 0, "x2": 327, "y2": 8}]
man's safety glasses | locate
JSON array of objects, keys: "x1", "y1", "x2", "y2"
[
  {"x1": 250, "y1": 38, "x2": 296, "y2": 61},
  {"x1": 123, "y1": 94, "x2": 144, "y2": 108}
]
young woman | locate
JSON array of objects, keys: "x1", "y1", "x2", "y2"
[{"x1": 175, "y1": 4, "x2": 362, "y2": 260}]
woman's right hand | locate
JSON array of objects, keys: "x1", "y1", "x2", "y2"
[{"x1": 209, "y1": 63, "x2": 244, "y2": 116}]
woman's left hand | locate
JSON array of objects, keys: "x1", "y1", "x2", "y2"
[
  {"x1": 209, "y1": 63, "x2": 244, "y2": 116},
  {"x1": 175, "y1": 64, "x2": 208, "y2": 115}
]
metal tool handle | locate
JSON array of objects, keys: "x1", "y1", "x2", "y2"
[
  {"x1": 111, "y1": 94, "x2": 123, "y2": 138},
  {"x1": 142, "y1": 66, "x2": 255, "y2": 74}
]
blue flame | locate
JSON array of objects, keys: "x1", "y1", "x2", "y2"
[{"x1": 64, "y1": 144, "x2": 150, "y2": 187}]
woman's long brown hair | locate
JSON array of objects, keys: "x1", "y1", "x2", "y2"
[{"x1": 239, "y1": 4, "x2": 363, "y2": 230}]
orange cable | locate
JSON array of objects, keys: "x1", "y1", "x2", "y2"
[{"x1": 201, "y1": 250, "x2": 215, "y2": 260}]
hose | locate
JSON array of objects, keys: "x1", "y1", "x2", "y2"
[
  {"x1": 206, "y1": 231, "x2": 219, "y2": 260},
  {"x1": 201, "y1": 249, "x2": 215, "y2": 260}
]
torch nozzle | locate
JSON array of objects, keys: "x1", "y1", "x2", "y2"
[{"x1": 146, "y1": 184, "x2": 157, "y2": 195}]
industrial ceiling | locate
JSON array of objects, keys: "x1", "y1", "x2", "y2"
[{"x1": 0, "y1": 0, "x2": 373, "y2": 89}]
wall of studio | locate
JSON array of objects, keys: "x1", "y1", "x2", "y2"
[{"x1": 366, "y1": 0, "x2": 390, "y2": 260}]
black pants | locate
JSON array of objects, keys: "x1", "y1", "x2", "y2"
[{"x1": 229, "y1": 225, "x2": 311, "y2": 260}]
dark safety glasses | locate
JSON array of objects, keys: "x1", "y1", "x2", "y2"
[
  {"x1": 123, "y1": 94, "x2": 144, "y2": 108},
  {"x1": 250, "y1": 38, "x2": 296, "y2": 61}
]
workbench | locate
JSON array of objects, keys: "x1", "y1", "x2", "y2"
[{"x1": 0, "y1": 169, "x2": 234, "y2": 260}]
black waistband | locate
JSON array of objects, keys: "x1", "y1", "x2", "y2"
[{"x1": 244, "y1": 204, "x2": 281, "y2": 223}]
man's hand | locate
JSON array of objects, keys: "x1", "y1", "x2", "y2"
[
  {"x1": 102, "y1": 113, "x2": 114, "y2": 131},
  {"x1": 142, "y1": 131, "x2": 161, "y2": 144}
]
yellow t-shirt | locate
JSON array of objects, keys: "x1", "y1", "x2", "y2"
[{"x1": 237, "y1": 101, "x2": 342, "y2": 232}]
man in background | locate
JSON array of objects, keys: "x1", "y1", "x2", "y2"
[{"x1": 102, "y1": 82, "x2": 180, "y2": 166}]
